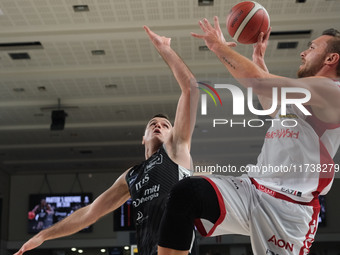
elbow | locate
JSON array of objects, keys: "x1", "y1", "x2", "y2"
[
  {"x1": 182, "y1": 79, "x2": 199, "y2": 97},
  {"x1": 188, "y1": 85, "x2": 200, "y2": 103},
  {"x1": 82, "y1": 204, "x2": 99, "y2": 225},
  {"x1": 251, "y1": 78, "x2": 265, "y2": 94},
  {"x1": 239, "y1": 77, "x2": 271, "y2": 98},
  {"x1": 241, "y1": 77, "x2": 264, "y2": 91}
]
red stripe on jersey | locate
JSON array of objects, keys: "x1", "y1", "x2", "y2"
[
  {"x1": 250, "y1": 178, "x2": 319, "y2": 206},
  {"x1": 299, "y1": 205, "x2": 320, "y2": 255},
  {"x1": 305, "y1": 106, "x2": 340, "y2": 199}
]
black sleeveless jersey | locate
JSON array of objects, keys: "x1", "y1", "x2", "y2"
[{"x1": 126, "y1": 145, "x2": 192, "y2": 255}]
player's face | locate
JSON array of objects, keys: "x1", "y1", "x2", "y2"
[
  {"x1": 298, "y1": 35, "x2": 331, "y2": 78},
  {"x1": 143, "y1": 117, "x2": 172, "y2": 144}
]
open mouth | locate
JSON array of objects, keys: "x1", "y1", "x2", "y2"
[{"x1": 153, "y1": 129, "x2": 161, "y2": 134}]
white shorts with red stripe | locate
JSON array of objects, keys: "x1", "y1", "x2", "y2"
[{"x1": 194, "y1": 174, "x2": 320, "y2": 255}]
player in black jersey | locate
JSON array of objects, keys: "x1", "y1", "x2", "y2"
[
  {"x1": 14, "y1": 27, "x2": 199, "y2": 255},
  {"x1": 126, "y1": 135, "x2": 195, "y2": 254}
]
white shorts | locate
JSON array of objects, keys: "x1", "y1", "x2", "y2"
[{"x1": 194, "y1": 175, "x2": 320, "y2": 255}]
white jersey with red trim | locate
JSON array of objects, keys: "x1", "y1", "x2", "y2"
[{"x1": 248, "y1": 81, "x2": 340, "y2": 203}]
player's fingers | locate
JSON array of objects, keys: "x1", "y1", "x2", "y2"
[
  {"x1": 13, "y1": 249, "x2": 23, "y2": 255},
  {"x1": 191, "y1": 32, "x2": 205, "y2": 39},
  {"x1": 198, "y1": 20, "x2": 208, "y2": 33},
  {"x1": 226, "y1": 42, "x2": 237, "y2": 47},
  {"x1": 143, "y1": 25, "x2": 154, "y2": 37},
  {"x1": 264, "y1": 27, "x2": 272, "y2": 41},
  {"x1": 203, "y1": 18, "x2": 213, "y2": 30},
  {"x1": 257, "y1": 32, "x2": 264, "y2": 43},
  {"x1": 143, "y1": 25, "x2": 152, "y2": 35},
  {"x1": 214, "y1": 16, "x2": 221, "y2": 32},
  {"x1": 144, "y1": 25, "x2": 164, "y2": 45}
]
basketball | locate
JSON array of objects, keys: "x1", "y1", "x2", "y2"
[
  {"x1": 28, "y1": 211, "x2": 35, "y2": 220},
  {"x1": 226, "y1": 1, "x2": 270, "y2": 44}
]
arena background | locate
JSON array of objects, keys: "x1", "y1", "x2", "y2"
[{"x1": 0, "y1": 0, "x2": 340, "y2": 254}]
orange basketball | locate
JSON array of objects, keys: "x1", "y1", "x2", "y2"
[
  {"x1": 28, "y1": 211, "x2": 35, "y2": 220},
  {"x1": 226, "y1": 1, "x2": 270, "y2": 44}
]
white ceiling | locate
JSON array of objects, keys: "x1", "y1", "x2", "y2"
[{"x1": 0, "y1": 0, "x2": 340, "y2": 175}]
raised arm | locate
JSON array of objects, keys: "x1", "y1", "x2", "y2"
[
  {"x1": 252, "y1": 28, "x2": 271, "y2": 73},
  {"x1": 144, "y1": 26, "x2": 199, "y2": 150},
  {"x1": 192, "y1": 17, "x2": 272, "y2": 81},
  {"x1": 192, "y1": 16, "x2": 340, "y2": 123},
  {"x1": 252, "y1": 27, "x2": 279, "y2": 117},
  {"x1": 14, "y1": 171, "x2": 131, "y2": 255}
]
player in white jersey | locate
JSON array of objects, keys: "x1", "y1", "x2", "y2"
[
  {"x1": 249, "y1": 98, "x2": 340, "y2": 203},
  {"x1": 157, "y1": 19, "x2": 340, "y2": 255}
]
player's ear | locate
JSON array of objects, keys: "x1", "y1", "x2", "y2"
[
  {"x1": 142, "y1": 136, "x2": 145, "y2": 145},
  {"x1": 326, "y1": 53, "x2": 340, "y2": 65}
]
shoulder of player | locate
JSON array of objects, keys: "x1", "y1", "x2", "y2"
[
  {"x1": 294, "y1": 76, "x2": 340, "y2": 104},
  {"x1": 270, "y1": 75, "x2": 338, "y2": 90},
  {"x1": 311, "y1": 76, "x2": 340, "y2": 98},
  {"x1": 307, "y1": 77, "x2": 340, "y2": 123},
  {"x1": 124, "y1": 165, "x2": 141, "y2": 178},
  {"x1": 298, "y1": 76, "x2": 339, "y2": 87}
]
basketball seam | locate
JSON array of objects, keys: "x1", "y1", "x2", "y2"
[
  {"x1": 232, "y1": 1, "x2": 265, "y2": 43},
  {"x1": 247, "y1": 11, "x2": 265, "y2": 44}
]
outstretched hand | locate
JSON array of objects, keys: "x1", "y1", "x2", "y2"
[
  {"x1": 252, "y1": 27, "x2": 271, "y2": 72},
  {"x1": 13, "y1": 235, "x2": 44, "y2": 255},
  {"x1": 144, "y1": 25, "x2": 171, "y2": 52},
  {"x1": 191, "y1": 16, "x2": 237, "y2": 52},
  {"x1": 253, "y1": 27, "x2": 271, "y2": 59}
]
